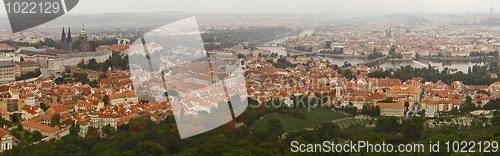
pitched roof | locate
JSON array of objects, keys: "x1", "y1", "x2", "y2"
[
  {"x1": 109, "y1": 91, "x2": 137, "y2": 99},
  {"x1": 0, "y1": 60, "x2": 15, "y2": 67},
  {"x1": 21, "y1": 115, "x2": 59, "y2": 133},
  {"x1": 377, "y1": 102, "x2": 404, "y2": 108},
  {"x1": 0, "y1": 43, "x2": 14, "y2": 50},
  {"x1": 46, "y1": 105, "x2": 67, "y2": 115},
  {"x1": 387, "y1": 85, "x2": 420, "y2": 94}
]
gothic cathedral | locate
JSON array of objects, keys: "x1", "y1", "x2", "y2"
[{"x1": 60, "y1": 25, "x2": 99, "y2": 52}]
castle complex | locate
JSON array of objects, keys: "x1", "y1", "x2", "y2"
[
  {"x1": 16, "y1": 25, "x2": 111, "y2": 74},
  {"x1": 60, "y1": 25, "x2": 99, "y2": 52}
]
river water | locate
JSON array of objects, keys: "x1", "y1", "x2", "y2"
[{"x1": 257, "y1": 31, "x2": 484, "y2": 73}]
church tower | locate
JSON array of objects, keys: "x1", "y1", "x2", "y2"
[
  {"x1": 60, "y1": 27, "x2": 66, "y2": 50},
  {"x1": 67, "y1": 27, "x2": 72, "y2": 51},
  {"x1": 79, "y1": 24, "x2": 88, "y2": 52},
  {"x1": 335, "y1": 78, "x2": 343, "y2": 97}
]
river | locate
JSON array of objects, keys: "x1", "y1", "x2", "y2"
[{"x1": 257, "y1": 30, "x2": 484, "y2": 73}]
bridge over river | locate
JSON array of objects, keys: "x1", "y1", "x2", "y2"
[
  {"x1": 357, "y1": 57, "x2": 388, "y2": 66},
  {"x1": 288, "y1": 51, "x2": 321, "y2": 56}
]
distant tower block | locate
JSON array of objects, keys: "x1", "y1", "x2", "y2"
[{"x1": 491, "y1": 7, "x2": 493, "y2": 14}]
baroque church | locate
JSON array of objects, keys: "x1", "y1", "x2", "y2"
[{"x1": 60, "y1": 25, "x2": 99, "y2": 52}]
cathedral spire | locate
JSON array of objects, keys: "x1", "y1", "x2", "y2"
[
  {"x1": 67, "y1": 27, "x2": 72, "y2": 51},
  {"x1": 61, "y1": 26, "x2": 65, "y2": 36},
  {"x1": 61, "y1": 27, "x2": 66, "y2": 50},
  {"x1": 80, "y1": 24, "x2": 86, "y2": 35}
]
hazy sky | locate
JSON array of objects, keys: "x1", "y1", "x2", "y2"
[{"x1": 0, "y1": 0, "x2": 498, "y2": 14}]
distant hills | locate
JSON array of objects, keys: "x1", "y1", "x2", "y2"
[{"x1": 384, "y1": 14, "x2": 430, "y2": 25}]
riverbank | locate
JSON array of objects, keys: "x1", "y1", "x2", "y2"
[
  {"x1": 387, "y1": 59, "x2": 413, "y2": 61},
  {"x1": 416, "y1": 56, "x2": 493, "y2": 61},
  {"x1": 322, "y1": 54, "x2": 368, "y2": 58},
  {"x1": 258, "y1": 30, "x2": 483, "y2": 73},
  {"x1": 284, "y1": 46, "x2": 369, "y2": 58},
  {"x1": 252, "y1": 29, "x2": 305, "y2": 44}
]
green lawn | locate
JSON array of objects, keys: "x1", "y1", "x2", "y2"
[
  {"x1": 253, "y1": 108, "x2": 349, "y2": 133},
  {"x1": 336, "y1": 119, "x2": 370, "y2": 129}
]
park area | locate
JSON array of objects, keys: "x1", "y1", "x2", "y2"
[{"x1": 253, "y1": 107, "x2": 349, "y2": 133}]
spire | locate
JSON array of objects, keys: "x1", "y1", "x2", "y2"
[
  {"x1": 67, "y1": 27, "x2": 72, "y2": 39},
  {"x1": 61, "y1": 27, "x2": 66, "y2": 50},
  {"x1": 80, "y1": 24, "x2": 86, "y2": 35},
  {"x1": 67, "y1": 27, "x2": 72, "y2": 51}
]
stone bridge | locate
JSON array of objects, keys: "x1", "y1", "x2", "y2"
[{"x1": 358, "y1": 57, "x2": 387, "y2": 66}]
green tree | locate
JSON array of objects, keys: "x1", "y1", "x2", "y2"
[
  {"x1": 466, "y1": 95, "x2": 472, "y2": 104},
  {"x1": 368, "y1": 51, "x2": 384, "y2": 60},
  {"x1": 99, "y1": 73, "x2": 107, "y2": 79},
  {"x1": 450, "y1": 107, "x2": 459, "y2": 117},
  {"x1": 85, "y1": 127, "x2": 101, "y2": 140},
  {"x1": 315, "y1": 122, "x2": 342, "y2": 140},
  {"x1": 77, "y1": 59, "x2": 86, "y2": 69},
  {"x1": 65, "y1": 67, "x2": 71, "y2": 74},
  {"x1": 494, "y1": 127, "x2": 500, "y2": 137},
  {"x1": 134, "y1": 141, "x2": 167, "y2": 156},
  {"x1": 102, "y1": 124, "x2": 116, "y2": 137},
  {"x1": 477, "y1": 90, "x2": 490, "y2": 96},
  {"x1": 431, "y1": 77, "x2": 439, "y2": 83},
  {"x1": 102, "y1": 95, "x2": 110, "y2": 104},
  {"x1": 237, "y1": 54, "x2": 246, "y2": 59},
  {"x1": 375, "y1": 116, "x2": 400, "y2": 133},
  {"x1": 69, "y1": 122, "x2": 80, "y2": 136},
  {"x1": 491, "y1": 116, "x2": 500, "y2": 125},
  {"x1": 344, "y1": 102, "x2": 358, "y2": 116},
  {"x1": 403, "y1": 122, "x2": 423, "y2": 141},
  {"x1": 0, "y1": 118, "x2": 11, "y2": 128},
  {"x1": 129, "y1": 117, "x2": 148, "y2": 135},
  {"x1": 20, "y1": 56, "x2": 24, "y2": 62},
  {"x1": 460, "y1": 103, "x2": 472, "y2": 115},
  {"x1": 266, "y1": 118, "x2": 284, "y2": 140},
  {"x1": 490, "y1": 60, "x2": 498, "y2": 72},
  {"x1": 16, "y1": 123, "x2": 22, "y2": 131},
  {"x1": 50, "y1": 113, "x2": 60, "y2": 127},
  {"x1": 89, "y1": 80, "x2": 98, "y2": 88},
  {"x1": 233, "y1": 126, "x2": 250, "y2": 139},
  {"x1": 243, "y1": 107, "x2": 259, "y2": 126},
  {"x1": 39, "y1": 103, "x2": 49, "y2": 111},
  {"x1": 342, "y1": 69, "x2": 355, "y2": 79},
  {"x1": 362, "y1": 106, "x2": 380, "y2": 117},
  {"x1": 31, "y1": 130, "x2": 43, "y2": 142},
  {"x1": 437, "y1": 125, "x2": 456, "y2": 135}
]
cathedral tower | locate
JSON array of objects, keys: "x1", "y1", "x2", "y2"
[
  {"x1": 79, "y1": 24, "x2": 88, "y2": 52},
  {"x1": 67, "y1": 27, "x2": 72, "y2": 51},
  {"x1": 59, "y1": 24, "x2": 98, "y2": 52},
  {"x1": 60, "y1": 27, "x2": 66, "y2": 50}
]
